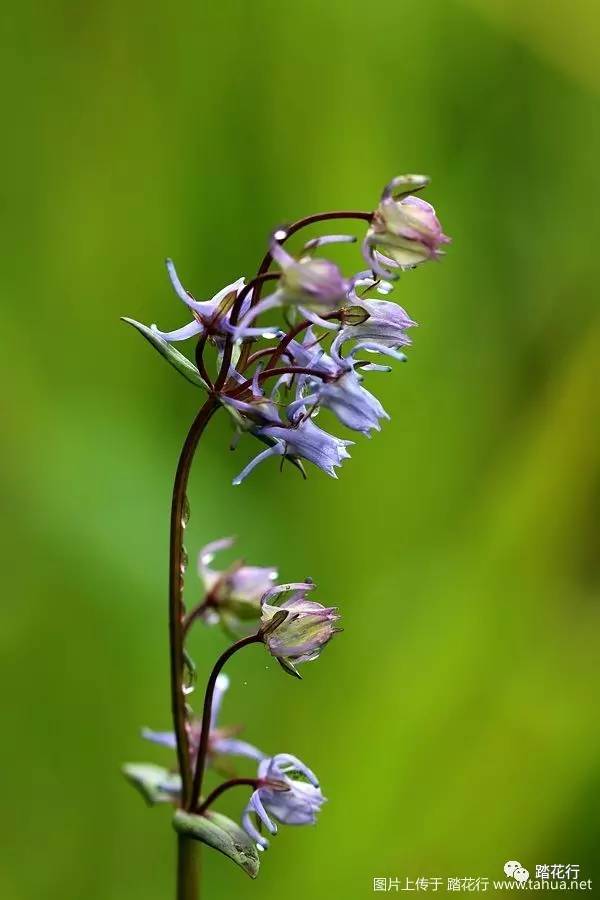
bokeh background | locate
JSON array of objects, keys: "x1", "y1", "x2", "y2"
[{"x1": 2, "y1": 1, "x2": 599, "y2": 897}]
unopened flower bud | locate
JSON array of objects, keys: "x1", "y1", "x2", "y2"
[
  {"x1": 259, "y1": 582, "x2": 341, "y2": 677},
  {"x1": 271, "y1": 234, "x2": 350, "y2": 310},
  {"x1": 365, "y1": 175, "x2": 450, "y2": 274}
]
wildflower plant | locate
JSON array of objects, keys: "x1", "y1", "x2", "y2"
[{"x1": 122, "y1": 175, "x2": 449, "y2": 897}]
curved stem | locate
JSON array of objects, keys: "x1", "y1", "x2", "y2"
[
  {"x1": 189, "y1": 633, "x2": 262, "y2": 811},
  {"x1": 182, "y1": 596, "x2": 211, "y2": 640},
  {"x1": 196, "y1": 778, "x2": 259, "y2": 815},
  {"x1": 245, "y1": 345, "x2": 293, "y2": 368},
  {"x1": 170, "y1": 398, "x2": 220, "y2": 808},
  {"x1": 218, "y1": 210, "x2": 372, "y2": 385},
  {"x1": 250, "y1": 210, "x2": 373, "y2": 311}
]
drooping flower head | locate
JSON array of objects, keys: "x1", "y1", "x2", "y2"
[
  {"x1": 364, "y1": 175, "x2": 450, "y2": 276},
  {"x1": 341, "y1": 275, "x2": 416, "y2": 351},
  {"x1": 242, "y1": 753, "x2": 326, "y2": 850},
  {"x1": 231, "y1": 231, "x2": 353, "y2": 340},
  {"x1": 225, "y1": 372, "x2": 355, "y2": 486},
  {"x1": 284, "y1": 331, "x2": 393, "y2": 437},
  {"x1": 270, "y1": 231, "x2": 350, "y2": 311},
  {"x1": 260, "y1": 582, "x2": 341, "y2": 678}
]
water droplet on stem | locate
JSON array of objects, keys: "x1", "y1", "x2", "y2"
[
  {"x1": 181, "y1": 495, "x2": 191, "y2": 529},
  {"x1": 183, "y1": 651, "x2": 196, "y2": 696}
]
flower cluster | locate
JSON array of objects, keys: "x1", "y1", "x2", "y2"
[
  {"x1": 124, "y1": 175, "x2": 449, "y2": 486},
  {"x1": 122, "y1": 176, "x2": 449, "y2": 884}
]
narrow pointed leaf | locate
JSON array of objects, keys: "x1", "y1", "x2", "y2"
[
  {"x1": 173, "y1": 809, "x2": 260, "y2": 878},
  {"x1": 121, "y1": 318, "x2": 208, "y2": 389}
]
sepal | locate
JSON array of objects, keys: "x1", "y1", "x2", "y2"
[
  {"x1": 382, "y1": 174, "x2": 430, "y2": 200},
  {"x1": 276, "y1": 656, "x2": 302, "y2": 679}
]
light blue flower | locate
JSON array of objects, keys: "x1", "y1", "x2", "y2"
[
  {"x1": 232, "y1": 416, "x2": 353, "y2": 484},
  {"x1": 284, "y1": 335, "x2": 391, "y2": 436},
  {"x1": 242, "y1": 754, "x2": 326, "y2": 850},
  {"x1": 128, "y1": 260, "x2": 278, "y2": 352}
]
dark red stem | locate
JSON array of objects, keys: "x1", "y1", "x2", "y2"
[
  {"x1": 189, "y1": 633, "x2": 262, "y2": 811},
  {"x1": 169, "y1": 398, "x2": 220, "y2": 808},
  {"x1": 212, "y1": 272, "x2": 280, "y2": 393},
  {"x1": 227, "y1": 365, "x2": 329, "y2": 400},
  {"x1": 194, "y1": 332, "x2": 212, "y2": 390},
  {"x1": 251, "y1": 210, "x2": 374, "y2": 309},
  {"x1": 216, "y1": 210, "x2": 372, "y2": 387},
  {"x1": 196, "y1": 778, "x2": 259, "y2": 815},
  {"x1": 182, "y1": 596, "x2": 211, "y2": 640}
]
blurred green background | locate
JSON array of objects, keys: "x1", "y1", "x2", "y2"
[{"x1": 2, "y1": 0, "x2": 599, "y2": 897}]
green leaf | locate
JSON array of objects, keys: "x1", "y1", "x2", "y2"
[
  {"x1": 121, "y1": 318, "x2": 208, "y2": 389},
  {"x1": 122, "y1": 763, "x2": 181, "y2": 806},
  {"x1": 173, "y1": 809, "x2": 260, "y2": 879}
]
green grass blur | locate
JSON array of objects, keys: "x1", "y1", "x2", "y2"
[{"x1": 2, "y1": 1, "x2": 599, "y2": 897}]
